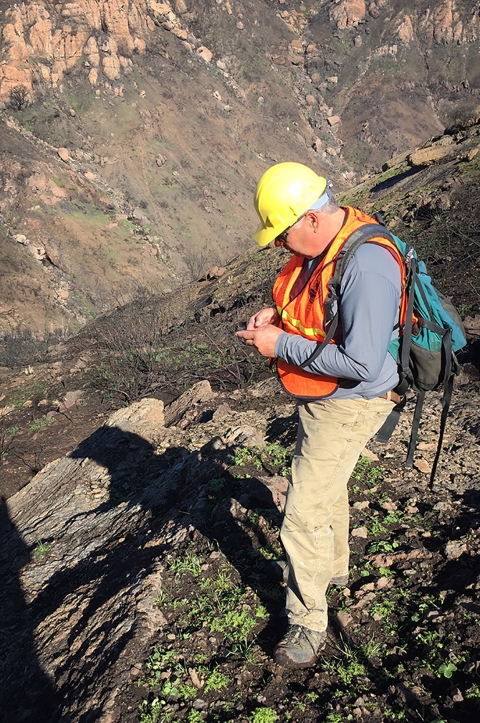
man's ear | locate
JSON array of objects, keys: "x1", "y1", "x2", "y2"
[{"x1": 306, "y1": 210, "x2": 319, "y2": 231}]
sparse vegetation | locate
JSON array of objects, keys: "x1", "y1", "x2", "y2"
[{"x1": 28, "y1": 417, "x2": 54, "y2": 432}]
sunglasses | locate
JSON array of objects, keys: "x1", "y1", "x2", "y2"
[
  {"x1": 274, "y1": 212, "x2": 307, "y2": 247},
  {"x1": 274, "y1": 228, "x2": 291, "y2": 246}
]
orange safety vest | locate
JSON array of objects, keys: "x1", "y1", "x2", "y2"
[{"x1": 272, "y1": 207, "x2": 407, "y2": 399}]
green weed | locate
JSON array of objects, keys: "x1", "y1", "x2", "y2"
[
  {"x1": 138, "y1": 554, "x2": 272, "y2": 720},
  {"x1": 368, "y1": 539, "x2": 399, "y2": 554},
  {"x1": 351, "y1": 456, "x2": 385, "y2": 486},
  {"x1": 207, "y1": 477, "x2": 227, "y2": 496},
  {"x1": 209, "y1": 605, "x2": 265, "y2": 643},
  {"x1": 203, "y1": 666, "x2": 229, "y2": 693},
  {"x1": 466, "y1": 683, "x2": 480, "y2": 708},
  {"x1": 436, "y1": 661, "x2": 458, "y2": 679},
  {"x1": 138, "y1": 697, "x2": 161, "y2": 723},
  {"x1": 33, "y1": 540, "x2": 52, "y2": 559},
  {"x1": 378, "y1": 567, "x2": 395, "y2": 578},
  {"x1": 370, "y1": 596, "x2": 396, "y2": 622},
  {"x1": 187, "y1": 711, "x2": 204, "y2": 723},
  {"x1": 325, "y1": 714, "x2": 345, "y2": 723},
  {"x1": 29, "y1": 417, "x2": 54, "y2": 431},
  {"x1": 168, "y1": 551, "x2": 203, "y2": 577},
  {"x1": 233, "y1": 447, "x2": 263, "y2": 470},
  {"x1": 232, "y1": 443, "x2": 292, "y2": 476},
  {"x1": 249, "y1": 708, "x2": 278, "y2": 723},
  {"x1": 2, "y1": 380, "x2": 47, "y2": 409}
]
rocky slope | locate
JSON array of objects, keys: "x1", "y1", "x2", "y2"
[
  {"x1": 1, "y1": 0, "x2": 480, "y2": 337},
  {"x1": 0, "y1": 122, "x2": 480, "y2": 720}
]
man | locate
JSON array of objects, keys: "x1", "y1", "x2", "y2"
[{"x1": 236, "y1": 162, "x2": 403, "y2": 668}]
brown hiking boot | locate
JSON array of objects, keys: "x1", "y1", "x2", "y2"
[{"x1": 273, "y1": 624, "x2": 326, "y2": 668}]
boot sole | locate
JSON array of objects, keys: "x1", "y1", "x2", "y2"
[
  {"x1": 273, "y1": 640, "x2": 326, "y2": 669},
  {"x1": 273, "y1": 648, "x2": 317, "y2": 668}
]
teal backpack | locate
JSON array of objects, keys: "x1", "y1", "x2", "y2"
[{"x1": 299, "y1": 220, "x2": 468, "y2": 486}]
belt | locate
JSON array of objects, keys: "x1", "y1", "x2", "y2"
[{"x1": 380, "y1": 390, "x2": 403, "y2": 405}]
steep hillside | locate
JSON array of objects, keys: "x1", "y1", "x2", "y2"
[
  {"x1": 304, "y1": 0, "x2": 480, "y2": 168},
  {"x1": 1, "y1": 0, "x2": 480, "y2": 337},
  {"x1": 1, "y1": 121, "x2": 480, "y2": 722}
]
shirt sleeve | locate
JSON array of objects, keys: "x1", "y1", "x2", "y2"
[{"x1": 274, "y1": 243, "x2": 401, "y2": 382}]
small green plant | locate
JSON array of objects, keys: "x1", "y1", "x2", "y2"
[
  {"x1": 187, "y1": 711, "x2": 204, "y2": 723},
  {"x1": 153, "y1": 589, "x2": 168, "y2": 606},
  {"x1": 232, "y1": 443, "x2": 292, "y2": 476},
  {"x1": 138, "y1": 697, "x2": 163, "y2": 723},
  {"x1": 351, "y1": 456, "x2": 385, "y2": 486},
  {"x1": 33, "y1": 540, "x2": 52, "y2": 559},
  {"x1": 368, "y1": 516, "x2": 389, "y2": 536},
  {"x1": 416, "y1": 629, "x2": 440, "y2": 645},
  {"x1": 467, "y1": 683, "x2": 480, "y2": 698},
  {"x1": 325, "y1": 714, "x2": 345, "y2": 723},
  {"x1": 168, "y1": 551, "x2": 203, "y2": 577},
  {"x1": 378, "y1": 567, "x2": 395, "y2": 578},
  {"x1": 368, "y1": 539, "x2": 399, "y2": 554},
  {"x1": 207, "y1": 477, "x2": 227, "y2": 495},
  {"x1": 249, "y1": 707, "x2": 278, "y2": 723},
  {"x1": 436, "y1": 661, "x2": 458, "y2": 679},
  {"x1": 466, "y1": 683, "x2": 480, "y2": 709},
  {"x1": 29, "y1": 417, "x2": 54, "y2": 431},
  {"x1": 370, "y1": 595, "x2": 396, "y2": 622},
  {"x1": 233, "y1": 447, "x2": 263, "y2": 469},
  {"x1": 203, "y1": 666, "x2": 229, "y2": 693}
]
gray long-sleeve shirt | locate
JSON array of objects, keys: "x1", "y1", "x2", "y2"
[{"x1": 274, "y1": 242, "x2": 402, "y2": 400}]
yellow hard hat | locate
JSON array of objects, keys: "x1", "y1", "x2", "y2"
[{"x1": 253, "y1": 162, "x2": 329, "y2": 247}]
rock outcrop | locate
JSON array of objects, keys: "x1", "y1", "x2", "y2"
[
  {"x1": 0, "y1": 382, "x2": 289, "y2": 720},
  {"x1": 0, "y1": 0, "x2": 154, "y2": 101}
]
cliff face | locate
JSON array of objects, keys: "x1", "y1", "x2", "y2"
[
  {"x1": 0, "y1": 0, "x2": 150, "y2": 101},
  {"x1": 328, "y1": 0, "x2": 480, "y2": 41}
]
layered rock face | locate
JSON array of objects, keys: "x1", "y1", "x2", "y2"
[
  {"x1": 329, "y1": 0, "x2": 480, "y2": 42},
  {"x1": 0, "y1": 0, "x2": 232, "y2": 103},
  {"x1": 0, "y1": 0, "x2": 154, "y2": 102},
  {"x1": 2, "y1": 0, "x2": 479, "y2": 104}
]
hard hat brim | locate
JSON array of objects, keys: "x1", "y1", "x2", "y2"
[{"x1": 254, "y1": 221, "x2": 277, "y2": 247}]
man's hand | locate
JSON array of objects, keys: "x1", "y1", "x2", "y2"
[
  {"x1": 236, "y1": 324, "x2": 283, "y2": 357},
  {"x1": 247, "y1": 307, "x2": 280, "y2": 331}
]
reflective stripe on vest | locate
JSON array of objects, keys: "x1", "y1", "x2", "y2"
[{"x1": 272, "y1": 207, "x2": 405, "y2": 399}]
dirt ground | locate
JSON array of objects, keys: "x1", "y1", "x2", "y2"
[{"x1": 1, "y1": 349, "x2": 480, "y2": 723}]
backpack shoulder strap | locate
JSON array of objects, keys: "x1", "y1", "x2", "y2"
[
  {"x1": 299, "y1": 223, "x2": 396, "y2": 369},
  {"x1": 330, "y1": 223, "x2": 397, "y2": 288}
]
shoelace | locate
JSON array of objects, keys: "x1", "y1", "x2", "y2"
[{"x1": 281, "y1": 625, "x2": 316, "y2": 650}]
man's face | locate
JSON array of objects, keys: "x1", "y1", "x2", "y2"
[{"x1": 274, "y1": 212, "x2": 321, "y2": 258}]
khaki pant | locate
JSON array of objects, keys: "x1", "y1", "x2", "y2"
[{"x1": 281, "y1": 397, "x2": 394, "y2": 633}]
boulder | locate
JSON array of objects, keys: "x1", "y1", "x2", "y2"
[
  {"x1": 408, "y1": 145, "x2": 453, "y2": 167},
  {"x1": 197, "y1": 46, "x2": 213, "y2": 63}
]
